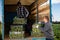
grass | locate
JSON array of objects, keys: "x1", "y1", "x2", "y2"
[
  {"x1": 52, "y1": 24, "x2": 60, "y2": 40},
  {"x1": 0, "y1": 23, "x2": 2, "y2": 40},
  {"x1": 0, "y1": 23, "x2": 2, "y2": 34}
]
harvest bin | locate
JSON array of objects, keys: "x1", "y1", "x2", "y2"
[{"x1": 9, "y1": 17, "x2": 27, "y2": 39}]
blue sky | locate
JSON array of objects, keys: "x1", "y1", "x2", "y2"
[
  {"x1": 52, "y1": 0, "x2": 60, "y2": 22},
  {"x1": 52, "y1": 3, "x2": 60, "y2": 22},
  {"x1": 0, "y1": 0, "x2": 2, "y2": 22}
]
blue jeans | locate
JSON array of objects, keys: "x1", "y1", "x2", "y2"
[{"x1": 46, "y1": 38, "x2": 54, "y2": 40}]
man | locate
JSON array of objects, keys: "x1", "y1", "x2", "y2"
[
  {"x1": 16, "y1": 1, "x2": 30, "y2": 37},
  {"x1": 16, "y1": 1, "x2": 29, "y2": 18},
  {"x1": 40, "y1": 16, "x2": 54, "y2": 40}
]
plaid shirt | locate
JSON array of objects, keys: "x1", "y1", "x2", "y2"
[{"x1": 16, "y1": 6, "x2": 29, "y2": 18}]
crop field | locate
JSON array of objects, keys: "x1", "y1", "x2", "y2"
[
  {"x1": 52, "y1": 24, "x2": 60, "y2": 40},
  {"x1": 0, "y1": 23, "x2": 2, "y2": 40}
]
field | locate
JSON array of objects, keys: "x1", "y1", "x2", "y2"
[
  {"x1": 0, "y1": 23, "x2": 2, "y2": 40},
  {"x1": 52, "y1": 24, "x2": 60, "y2": 40}
]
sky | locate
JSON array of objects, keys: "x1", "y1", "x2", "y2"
[
  {"x1": 0, "y1": 0, "x2": 60, "y2": 22},
  {"x1": 0, "y1": 0, "x2": 2, "y2": 22},
  {"x1": 52, "y1": 0, "x2": 60, "y2": 22}
]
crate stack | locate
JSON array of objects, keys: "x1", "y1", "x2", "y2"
[
  {"x1": 9, "y1": 16, "x2": 27, "y2": 39},
  {"x1": 31, "y1": 23, "x2": 44, "y2": 37}
]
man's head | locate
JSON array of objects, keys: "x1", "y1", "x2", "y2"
[
  {"x1": 17, "y1": 1, "x2": 21, "y2": 7},
  {"x1": 43, "y1": 16, "x2": 49, "y2": 23}
]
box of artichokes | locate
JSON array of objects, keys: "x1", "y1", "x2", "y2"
[
  {"x1": 10, "y1": 25, "x2": 23, "y2": 32},
  {"x1": 13, "y1": 16, "x2": 27, "y2": 24},
  {"x1": 31, "y1": 23, "x2": 44, "y2": 37},
  {"x1": 9, "y1": 31, "x2": 24, "y2": 39}
]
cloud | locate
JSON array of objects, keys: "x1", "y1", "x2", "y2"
[{"x1": 52, "y1": 0, "x2": 60, "y2": 4}]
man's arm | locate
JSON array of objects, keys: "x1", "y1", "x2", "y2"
[
  {"x1": 24, "y1": 7, "x2": 29, "y2": 17},
  {"x1": 40, "y1": 23, "x2": 52, "y2": 32}
]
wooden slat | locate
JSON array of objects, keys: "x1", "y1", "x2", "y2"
[
  {"x1": 34, "y1": 8, "x2": 50, "y2": 16},
  {"x1": 31, "y1": 4, "x2": 49, "y2": 15},
  {"x1": 5, "y1": 0, "x2": 35, "y2": 5},
  {"x1": 31, "y1": 0, "x2": 47, "y2": 11},
  {"x1": 29, "y1": 8, "x2": 50, "y2": 20},
  {"x1": 34, "y1": 8, "x2": 50, "y2": 21}
]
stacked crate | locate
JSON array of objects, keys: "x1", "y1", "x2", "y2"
[
  {"x1": 9, "y1": 16, "x2": 27, "y2": 39},
  {"x1": 31, "y1": 23, "x2": 44, "y2": 37}
]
